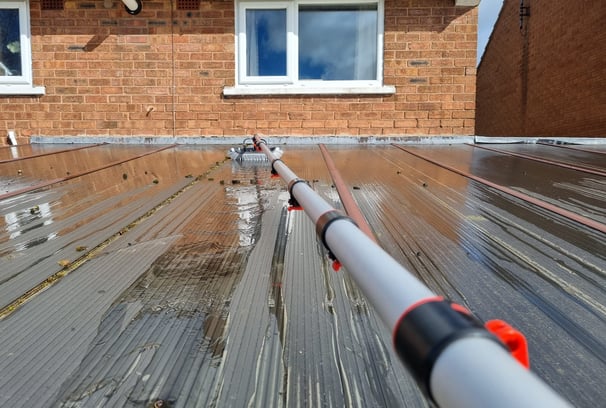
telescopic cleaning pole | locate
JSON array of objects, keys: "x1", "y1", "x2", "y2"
[{"x1": 252, "y1": 136, "x2": 571, "y2": 408}]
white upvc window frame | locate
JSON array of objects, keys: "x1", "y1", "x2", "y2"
[
  {"x1": 0, "y1": 0, "x2": 45, "y2": 95},
  {"x1": 225, "y1": 0, "x2": 394, "y2": 96}
]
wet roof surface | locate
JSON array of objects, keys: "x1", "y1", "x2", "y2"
[{"x1": 0, "y1": 142, "x2": 605, "y2": 407}]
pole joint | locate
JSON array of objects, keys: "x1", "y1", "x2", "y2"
[
  {"x1": 287, "y1": 178, "x2": 308, "y2": 208},
  {"x1": 392, "y1": 298, "x2": 506, "y2": 403},
  {"x1": 315, "y1": 210, "x2": 357, "y2": 269}
]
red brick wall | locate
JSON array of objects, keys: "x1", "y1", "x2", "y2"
[
  {"x1": 476, "y1": 0, "x2": 606, "y2": 137},
  {"x1": 1, "y1": 0, "x2": 478, "y2": 142}
]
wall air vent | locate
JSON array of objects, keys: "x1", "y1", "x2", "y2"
[
  {"x1": 177, "y1": 0, "x2": 200, "y2": 10},
  {"x1": 41, "y1": 0, "x2": 64, "y2": 10}
]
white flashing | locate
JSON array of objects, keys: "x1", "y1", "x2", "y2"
[
  {"x1": 474, "y1": 136, "x2": 606, "y2": 145},
  {"x1": 30, "y1": 135, "x2": 475, "y2": 145},
  {"x1": 30, "y1": 135, "x2": 606, "y2": 146}
]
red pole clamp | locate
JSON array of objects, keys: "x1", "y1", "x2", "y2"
[{"x1": 485, "y1": 319, "x2": 530, "y2": 369}]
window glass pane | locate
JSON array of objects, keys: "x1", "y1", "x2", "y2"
[
  {"x1": 0, "y1": 9, "x2": 22, "y2": 76},
  {"x1": 299, "y1": 4, "x2": 377, "y2": 81},
  {"x1": 246, "y1": 9, "x2": 287, "y2": 77}
]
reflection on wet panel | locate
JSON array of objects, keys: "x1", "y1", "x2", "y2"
[
  {"x1": 54, "y1": 162, "x2": 271, "y2": 406},
  {"x1": 0, "y1": 147, "x2": 225, "y2": 250},
  {"x1": 4, "y1": 202, "x2": 56, "y2": 251},
  {"x1": 0, "y1": 144, "x2": 603, "y2": 408},
  {"x1": 226, "y1": 185, "x2": 263, "y2": 247},
  {"x1": 326, "y1": 146, "x2": 472, "y2": 244}
]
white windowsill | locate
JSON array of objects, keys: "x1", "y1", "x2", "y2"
[
  {"x1": 223, "y1": 84, "x2": 396, "y2": 96},
  {"x1": 0, "y1": 85, "x2": 46, "y2": 96}
]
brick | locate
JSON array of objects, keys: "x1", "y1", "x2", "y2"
[
  {"x1": 325, "y1": 120, "x2": 348, "y2": 128},
  {"x1": 359, "y1": 111, "x2": 382, "y2": 120},
  {"x1": 348, "y1": 120, "x2": 372, "y2": 128},
  {"x1": 288, "y1": 112, "x2": 311, "y2": 121},
  {"x1": 1, "y1": 1, "x2": 478, "y2": 138},
  {"x1": 406, "y1": 111, "x2": 429, "y2": 119},
  {"x1": 311, "y1": 111, "x2": 335, "y2": 120},
  {"x1": 429, "y1": 111, "x2": 451, "y2": 119},
  {"x1": 301, "y1": 120, "x2": 324, "y2": 128},
  {"x1": 394, "y1": 119, "x2": 418, "y2": 128},
  {"x1": 477, "y1": 0, "x2": 603, "y2": 137},
  {"x1": 406, "y1": 94, "x2": 429, "y2": 102},
  {"x1": 395, "y1": 102, "x2": 419, "y2": 111},
  {"x1": 440, "y1": 119, "x2": 464, "y2": 127}
]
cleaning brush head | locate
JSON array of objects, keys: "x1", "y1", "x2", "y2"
[{"x1": 228, "y1": 139, "x2": 283, "y2": 163}]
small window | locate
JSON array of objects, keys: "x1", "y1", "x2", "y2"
[
  {"x1": 228, "y1": 0, "x2": 393, "y2": 95},
  {"x1": 0, "y1": 0, "x2": 45, "y2": 95}
]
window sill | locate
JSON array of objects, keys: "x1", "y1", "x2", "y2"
[
  {"x1": 223, "y1": 84, "x2": 396, "y2": 96},
  {"x1": 0, "y1": 85, "x2": 46, "y2": 96}
]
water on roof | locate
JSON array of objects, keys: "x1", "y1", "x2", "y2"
[{"x1": 0, "y1": 142, "x2": 605, "y2": 407}]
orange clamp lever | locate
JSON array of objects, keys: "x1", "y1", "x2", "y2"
[{"x1": 485, "y1": 319, "x2": 530, "y2": 369}]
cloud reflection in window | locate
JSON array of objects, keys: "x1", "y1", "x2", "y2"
[
  {"x1": 299, "y1": 5, "x2": 377, "y2": 80},
  {"x1": 244, "y1": 4, "x2": 378, "y2": 81},
  {"x1": 246, "y1": 9, "x2": 287, "y2": 76},
  {"x1": 0, "y1": 9, "x2": 23, "y2": 76}
]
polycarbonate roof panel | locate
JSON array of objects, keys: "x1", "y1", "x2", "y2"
[{"x1": 0, "y1": 142, "x2": 604, "y2": 407}]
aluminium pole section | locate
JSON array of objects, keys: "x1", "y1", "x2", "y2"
[
  {"x1": 252, "y1": 136, "x2": 571, "y2": 408},
  {"x1": 325, "y1": 220, "x2": 569, "y2": 408}
]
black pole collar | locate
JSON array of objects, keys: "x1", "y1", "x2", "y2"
[
  {"x1": 315, "y1": 210, "x2": 357, "y2": 252},
  {"x1": 393, "y1": 298, "x2": 505, "y2": 403}
]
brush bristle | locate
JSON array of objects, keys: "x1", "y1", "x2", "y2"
[{"x1": 237, "y1": 153, "x2": 270, "y2": 162}]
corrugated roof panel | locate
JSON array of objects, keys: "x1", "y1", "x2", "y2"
[
  {"x1": 0, "y1": 147, "x2": 226, "y2": 310},
  {"x1": 0, "y1": 143, "x2": 604, "y2": 407},
  {"x1": 0, "y1": 235, "x2": 180, "y2": 407},
  {"x1": 318, "y1": 144, "x2": 606, "y2": 406}
]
